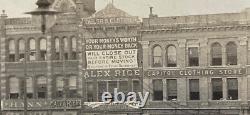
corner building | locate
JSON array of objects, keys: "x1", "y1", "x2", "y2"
[{"x1": 141, "y1": 9, "x2": 250, "y2": 115}]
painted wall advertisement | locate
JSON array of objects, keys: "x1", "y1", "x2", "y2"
[{"x1": 85, "y1": 37, "x2": 139, "y2": 69}]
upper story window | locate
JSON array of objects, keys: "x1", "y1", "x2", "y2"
[
  {"x1": 68, "y1": 76, "x2": 77, "y2": 98},
  {"x1": 26, "y1": 77, "x2": 33, "y2": 99},
  {"x1": 167, "y1": 79, "x2": 177, "y2": 101},
  {"x1": 72, "y1": 37, "x2": 77, "y2": 60},
  {"x1": 152, "y1": 45, "x2": 162, "y2": 67},
  {"x1": 227, "y1": 78, "x2": 238, "y2": 100},
  {"x1": 40, "y1": 39, "x2": 47, "y2": 61},
  {"x1": 18, "y1": 39, "x2": 25, "y2": 61},
  {"x1": 189, "y1": 79, "x2": 200, "y2": 100},
  {"x1": 8, "y1": 40, "x2": 15, "y2": 62},
  {"x1": 37, "y1": 76, "x2": 47, "y2": 98},
  {"x1": 63, "y1": 37, "x2": 68, "y2": 60},
  {"x1": 212, "y1": 78, "x2": 223, "y2": 100},
  {"x1": 54, "y1": 38, "x2": 60, "y2": 60},
  {"x1": 9, "y1": 77, "x2": 19, "y2": 99},
  {"x1": 56, "y1": 76, "x2": 64, "y2": 98},
  {"x1": 226, "y1": 42, "x2": 237, "y2": 65},
  {"x1": 29, "y1": 39, "x2": 36, "y2": 61},
  {"x1": 211, "y1": 43, "x2": 222, "y2": 66},
  {"x1": 166, "y1": 45, "x2": 177, "y2": 67},
  {"x1": 188, "y1": 47, "x2": 199, "y2": 66}
]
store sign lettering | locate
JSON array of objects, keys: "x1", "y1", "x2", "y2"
[
  {"x1": 83, "y1": 17, "x2": 140, "y2": 25},
  {"x1": 145, "y1": 68, "x2": 246, "y2": 77},
  {"x1": 50, "y1": 100, "x2": 81, "y2": 109},
  {"x1": 83, "y1": 69, "x2": 141, "y2": 78}
]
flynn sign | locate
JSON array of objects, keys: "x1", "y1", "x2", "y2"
[
  {"x1": 145, "y1": 68, "x2": 246, "y2": 78},
  {"x1": 85, "y1": 37, "x2": 139, "y2": 69}
]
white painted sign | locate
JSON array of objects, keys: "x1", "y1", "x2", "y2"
[{"x1": 86, "y1": 49, "x2": 138, "y2": 69}]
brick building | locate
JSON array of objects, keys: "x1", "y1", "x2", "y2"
[{"x1": 1, "y1": 0, "x2": 250, "y2": 115}]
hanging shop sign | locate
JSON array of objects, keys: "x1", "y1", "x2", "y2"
[
  {"x1": 85, "y1": 37, "x2": 139, "y2": 69},
  {"x1": 145, "y1": 68, "x2": 246, "y2": 78},
  {"x1": 83, "y1": 68, "x2": 142, "y2": 78}
]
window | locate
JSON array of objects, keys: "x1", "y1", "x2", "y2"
[
  {"x1": 37, "y1": 77, "x2": 47, "y2": 98},
  {"x1": 8, "y1": 40, "x2": 15, "y2": 62},
  {"x1": 98, "y1": 81, "x2": 107, "y2": 101},
  {"x1": 72, "y1": 37, "x2": 77, "y2": 60},
  {"x1": 18, "y1": 39, "x2": 25, "y2": 61},
  {"x1": 153, "y1": 46, "x2": 162, "y2": 67},
  {"x1": 132, "y1": 80, "x2": 140, "y2": 92},
  {"x1": 212, "y1": 78, "x2": 223, "y2": 100},
  {"x1": 167, "y1": 79, "x2": 177, "y2": 101},
  {"x1": 188, "y1": 47, "x2": 199, "y2": 66},
  {"x1": 9, "y1": 77, "x2": 19, "y2": 99},
  {"x1": 226, "y1": 42, "x2": 237, "y2": 65},
  {"x1": 166, "y1": 45, "x2": 177, "y2": 67},
  {"x1": 153, "y1": 79, "x2": 163, "y2": 101},
  {"x1": 87, "y1": 82, "x2": 94, "y2": 102},
  {"x1": 29, "y1": 39, "x2": 36, "y2": 61},
  {"x1": 56, "y1": 77, "x2": 64, "y2": 98},
  {"x1": 63, "y1": 37, "x2": 68, "y2": 60},
  {"x1": 211, "y1": 43, "x2": 222, "y2": 66},
  {"x1": 54, "y1": 38, "x2": 60, "y2": 60},
  {"x1": 40, "y1": 39, "x2": 47, "y2": 61},
  {"x1": 227, "y1": 78, "x2": 238, "y2": 100},
  {"x1": 68, "y1": 76, "x2": 77, "y2": 98},
  {"x1": 26, "y1": 77, "x2": 33, "y2": 99},
  {"x1": 189, "y1": 79, "x2": 200, "y2": 100}
]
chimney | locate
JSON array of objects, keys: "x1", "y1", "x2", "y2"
[{"x1": 149, "y1": 7, "x2": 157, "y2": 18}]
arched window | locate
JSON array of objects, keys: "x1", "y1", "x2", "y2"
[
  {"x1": 56, "y1": 76, "x2": 64, "y2": 98},
  {"x1": 63, "y1": 37, "x2": 68, "y2": 60},
  {"x1": 211, "y1": 43, "x2": 222, "y2": 66},
  {"x1": 8, "y1": 40, "x2": 15, "y2": 62},
  {"x1": 18, "y1": 39, "x2": 25, "y2": 61},
  {"x1": 226, "y1": 42, "x2": 237, "y2": 65},
  {"x1": 71, "y1": 37, "x2": 77, "y2": 60},
  {"x1": 167, "y1": 45, "x2": 177, "y2": 67},
  {"x1": 37, "y1": 76, "x2": 47, "y2": 98},
  {"x1": 54, "y1": 38, "x2": 60, "y2": 60},
  {"x1": 68, "y1": 76, "x2": 77, "y2": 98},
  {"x1": 153, "y1": 46, "x2": 162, "y2": 67},
  {"x1": 40, "y1": 39, "x2": 47, "y2": 61},
  {"x1": 9, "y1": 77, "x2": 19, "y2": 99},
  {"x1": 29, "y1": 39, "x2": 36, "y2": 61},
  {"x1": 26, "y1": 77, "x2": 33, "y2": 98}
]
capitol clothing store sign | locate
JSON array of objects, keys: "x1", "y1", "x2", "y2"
[{"x1": 85, "y1": 37, "x2": 139, "y2": 69}]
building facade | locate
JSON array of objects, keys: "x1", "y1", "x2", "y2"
[{"x1": 1, "y1": 0, "x2": 250, "y2": 115}]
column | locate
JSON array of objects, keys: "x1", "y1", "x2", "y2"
[
  {"x1": 178, "y1": 39, "x2": 186, "y2": 68},
  {"x1": 199, "y1": 38, "x2": 208, "y2": 67},
  {"x1": 139, "y1": 41, "x2": 150, "y2": 69},
  {"x1": 222, "y1": 78, "x2": 227, "y2": 100},
  {"x1": 222, "y1": 46, "x2": 226, "y2": 66},
  {"x1": 178, "y1": 78, "x2": 187, "y2": 105},
  {"x1": 78, "y1": 34, "x2": 84, "y2": 99},
  {"x1": 46, "y1": 35, "x2": 53, "y2": 99},
  {"x1": 163, "y1": 79, "x2": 167, "y2": 101}
]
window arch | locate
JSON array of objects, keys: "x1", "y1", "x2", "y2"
[
  {"x1": 226, "y1": 42, "x2": 237, "y2": 65},
  {"x1": 29, "y1": 39, "x2": 36, "y2": 61},
  {"x1": 56, "y1": 76, "x2": 64, "y2": 98},
  {"x1": 18, "y1": 39, "x2": 25, "y2": 61},
  {"x1": 54, "y1": 38, "x2": 60, "y2": 60},
  {"x1": 71, "y1": 37, "x2": 77, "y2": 60},
  {"x1": 152, "y1": 45, "x2": 162, "y2": 67},
  {"x1": 9, "y1": 77, "x2": 19, "y2": 99},
  {"x1": 8, "y1": 39, "x2": 15, "y2": 62},
  {"x1": 40, "y1": 39, "x2": 47, "y2": 61},
  {"x1": 37, "y1": 76, "x2": 47, "y2": 98},
  {"x1": 63, "y1": 37, "x2": 68, "y2": 60},
  {"x1": 211, "y1": 42, "x2": 222, "y2": 66},
  {"x1": 166, "y1": 45, "x2": 177, "y2": 67}
]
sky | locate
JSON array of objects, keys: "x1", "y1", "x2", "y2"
[{"x1": 1, "y1": 0, "x2": 250, "y2": 18}]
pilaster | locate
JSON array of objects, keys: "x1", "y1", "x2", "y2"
[
  {"x1": 178, "y1": 39, "x2": 186, "y2": 68},
  {"x1": 46, "y1": 35, "x2": 53, "y2": 99},
  {"x1": 139, "y1": 41, "x2": 149, "y2": 69}
]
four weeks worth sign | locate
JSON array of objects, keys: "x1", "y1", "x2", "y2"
[{"x1": 85, "y1": 37, "x2": 139, "y2": 69}]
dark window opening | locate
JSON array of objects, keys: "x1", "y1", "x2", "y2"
[
  {"x1": 212, "y1": 78, "x2": 223, "y2": 100},
  {"x1": 87, "y1": 82, "x2": 94, "y2": 102},
  {"x1": 10, "y1": 93, "x2": 19, "y2": 99},
  {"x1": 56, "y1": 91, "x2": 63, "y2": 98},
  {"x1": 40, "y1": 51, "x2": 47, "y2": 61},
  {"x1": 167, "y1": 79, "x2": 177, "y2": 101},
  {"x1": 226, "y1": 42, "x2": 237, "y2": 65},
  {"x1": 189, "y1": 79, "x2": 200, "y2": 100},
  {"x1": 19, "y1": 53, "x2": 25, "y2": 61},
  {"x1": 9, "y1": 54, "x2": 15, "y2": 62},
  {"x1": 72, "y1": 52, "x2": 77, "y2": 60},
  {"x1": 55, "y1": 52, "x2": 60, "y2": 60},
  {"x1": 64, "y1": 53, "x2": 68, "y2": 60},
  {"x1": 227, "y1": 78, "x2": 238, "y2": 100},
  {"x1": 98, "y1": 81, "x2": 107, "y2": 102},
  {"x1": 27, "y1": 93, "x2": 33, "y2": 99},
  {"x1": 153, "y1": 79, "x2": 163, "y2": 101},
  {"x1": 211, "y1": 43, "x2": 222, "y2": 66},
  {"x1": 38, "y1": 92, "x2": 46, "y2": 98},
  {"x1": 68, "y1": 89, "x2": 77, "y2": 98},
  {"x1": 153, "y1": 46, "x2": 162, "y2": 67},
  {"x1": 188, "y1": 47, "x2": 199, "y2": 66}
]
